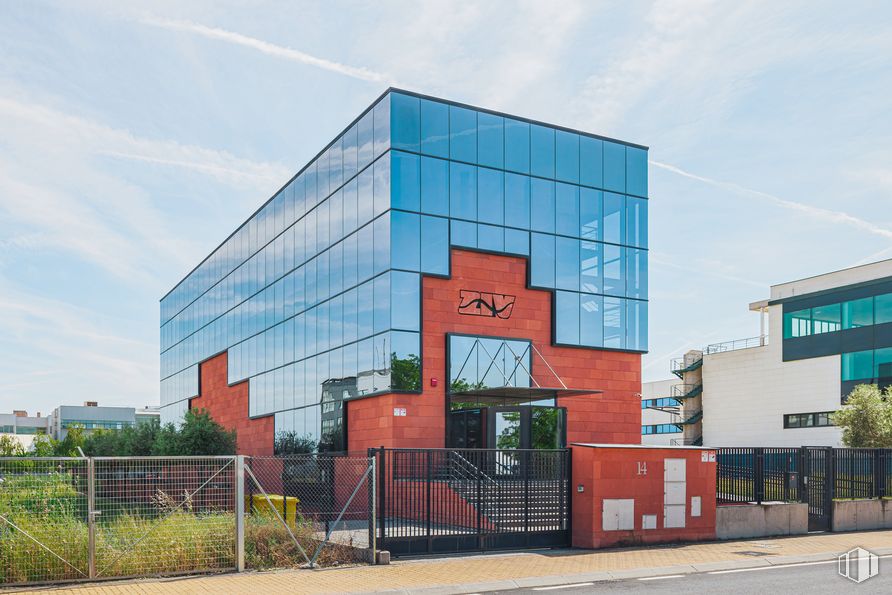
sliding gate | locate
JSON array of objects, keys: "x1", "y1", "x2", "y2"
[{"x1": 371, "y1": 448, "x2": 570, "y2": 556}]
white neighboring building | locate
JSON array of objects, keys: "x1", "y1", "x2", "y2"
[
  {"x1": 647, "y1": 258, "x2": 892, "y2": 448},
  {"x1": 0, "y1": 411, "x2": 49, "y2": 450},
  {"x1": 640, "y1": 379, "x2": 682, "y2": 445}
]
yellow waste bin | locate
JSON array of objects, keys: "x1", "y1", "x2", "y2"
[{"x1": 249, "y1": 494, "x2": 298, "y2": 528}]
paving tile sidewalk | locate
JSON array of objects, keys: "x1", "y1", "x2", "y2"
[{"x1": 23, "y1": 530, "x2": 892, "y2": 595}]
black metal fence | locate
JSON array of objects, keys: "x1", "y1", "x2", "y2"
[
  {"x1": 716, "y1": 447, "x2": 892, "y2": 504},
  {"x1": 370, "y1": 448, "x2": 570, "y2": 556}
]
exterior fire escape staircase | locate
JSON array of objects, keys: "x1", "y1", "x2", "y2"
[{"x1": 668, "y1": 352, "x2": 704, "y2": 446}]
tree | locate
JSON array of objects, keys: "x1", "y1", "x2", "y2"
[
  {"x1": 121, "y1": 419, "x2": 161, "y2": 456},
  {"x1": 55, "y1": 425, "x2": 85, "y2": 457},
  {"x1": 82, "y1": 429, "x2": 123, "y2": 456},
  {"x1": 82, "y1": 420, "x2": 161, "y2": 456},
  {"x1": 391, "y1": 353, "x2": 421, "y2": 391},
  {"x1": 152, "y1": 409, "x2": 236, "y2": 456},
  {"x1": 274, "y1": 431, "x2": 317, "y2": 455},
  {"x1": 30, "y1": 434, "x2": 58, "y2": 456},
  {"x1": 0, "y1": 434, "x2": 24, "y2": 456},
  {"x1": 832, "y1": 384, "x2": 892, "y2": 447}
]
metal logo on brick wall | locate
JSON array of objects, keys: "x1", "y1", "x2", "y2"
[{"x1": 458, "y1": 290, "x2": 516, "y2": 319}]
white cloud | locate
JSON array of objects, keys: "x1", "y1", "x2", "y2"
[
  {"x1": 0, "y1": 286, "x2": 158, "y2": 409},
  {"x1": 651, "y1": 159, "x2": 892, "y2": 241},
  {"x1": 0, "y1": 96, "x2": 290, "y2": 281},
  {"x1": 140, "y1": 16, "x2": 394, "y2": 84},
  {"x1": 0, "y1": 97, "x2": 289, "y2": 188}
]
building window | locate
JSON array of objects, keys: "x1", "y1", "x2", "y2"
[
  {"x1": 641, "y1": 397, "x2": 678, "y2": 409},
  {"x1": 785, "y1": 291, "x2": 892, "y2": 340},
  {"x1": 783, "y1": 412, "x2": 835, "y2": 429},
  {"x1": 842, "y1": 348, "x2": 892, "y2": 383},
  {"x1": 641, "y1": 423, "x2": 681, "y2": 435}
]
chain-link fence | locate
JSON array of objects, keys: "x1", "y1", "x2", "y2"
[
  {"x1": 0, "y1": 458, "x2": 90, "y2": 584},
  {"x1": 92, "y1": 457, "x2": 237, "y2": 579},
  {"x1": 244, "y1": 455, "x2": 374, "y2": 569},
  {"x1": 0, "y1": 455, "x2": 375, "y2": 588}
]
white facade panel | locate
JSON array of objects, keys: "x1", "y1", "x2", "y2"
[{"x1": 702, "y1": 304, "x2": 843, "y2": 447}]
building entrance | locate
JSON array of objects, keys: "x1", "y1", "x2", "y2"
[{"x1": 447, "y1": 405, "x2": 566, "y2": 449}]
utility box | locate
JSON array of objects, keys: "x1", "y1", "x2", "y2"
[{"x1": 570, "y1": 444, "x2": 717, "y2": 549}]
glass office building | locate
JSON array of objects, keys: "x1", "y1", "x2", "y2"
[
  {"x1": 159, "y1": 89, "x2": 648, "y2": 452},
  {"x1": 783, "y1": 281, "x2": 892, "y2": 396}
]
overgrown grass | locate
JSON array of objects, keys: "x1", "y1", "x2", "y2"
[
  {"x1": 245, "y1": 513, "x2": 361, "y2": 570},
  {"x1": 0, "y1": 471, "x2": 362, "y2": 585}
]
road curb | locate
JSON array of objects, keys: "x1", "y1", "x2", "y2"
[{"x1": 371, "y1": 546, "x2": 892, "y2": 595}]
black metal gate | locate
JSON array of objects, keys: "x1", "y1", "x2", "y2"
[
  {"x1": 801, "y1": 446, "x2": 833, "y2": 531},
  {"x1": 371, "y1": 448, "x2": 570, "y2": 556}
]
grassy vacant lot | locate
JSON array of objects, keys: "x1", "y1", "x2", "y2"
[{"x1": 0, "y1": 470, "x2": 360, "y2": 585}]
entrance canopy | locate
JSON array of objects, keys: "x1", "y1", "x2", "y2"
[{"x1": 449, "y1": 386, "x2": 602, "y2": 406}]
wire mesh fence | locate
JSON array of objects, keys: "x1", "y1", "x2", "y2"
[
  {"x1": 244, "y1": 455, "x2": 374, "y2": 569},
  {"x1": 92, "y1": 457, "x2": 236, "y2": 579},
  {"x1": 0, "y1": 458, "x2": 90, "y2": 584},
  {"x1": 0, "y1": 455, "x2": 375, "y2": 588}
]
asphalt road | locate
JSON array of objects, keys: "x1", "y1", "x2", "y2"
[{"x1": 483, "y1": 557, "x2": 892, "y2": 594}]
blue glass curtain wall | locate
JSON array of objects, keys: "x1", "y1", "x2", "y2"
[{"x1": 159, "y1": 90, "x2": 648, "y2": 442}]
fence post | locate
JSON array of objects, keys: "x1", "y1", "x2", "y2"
[
  {"x1": 878, "y1": 450, "x2": 887, "y2": 500},
  {"x1": 798, "y1": 447, "x2": 807, "y2": 503},
  {"x1": 523, "y1": 450, "x2": 530, "y2": 544},
  {"x1": 370, "y1": 455, "x2": 377, "y2": 564},
  {"x1": 235, "y1": 455, "x2": 245, "y2": 572},
  {"x1": 565, "y1": 449, "x2": 572, "y2": 535},
  {"x1": 426, "y1": 450, "x2": 432, "y2": 553},
  {"x1": 826, "y1": 447, "x2": 835, "y2": 524},
  {"x1": 378, "y1": 447, "x2": 386, "y2": 549},
  {"x1": 754, "y1": 448, "x2": 765, "y2": 504},
  {"x1": 476, "y1": 456, "x2": 483, "y2": 549},
  {"x1": 87, "y1": 457, "x2": 96, "y2": 579}
]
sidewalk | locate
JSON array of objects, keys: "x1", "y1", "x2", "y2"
[{"x1": 28, "y1": 530, "x2": 892, "y2": 595}]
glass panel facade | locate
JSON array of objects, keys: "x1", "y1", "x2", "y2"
[
  {"x1": 448, "y1": 335, "x2": 532, "y2": 397},
  {"x1": 160, "y1": 90, "x2": 648, "y2": 437},
  {"x1": 785, "y1": 291, "x2": 892, "y2": 339}
]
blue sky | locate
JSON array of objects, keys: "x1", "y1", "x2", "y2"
[{"x1": 1, "y1": 1, "x2": 890, "y2": 414}]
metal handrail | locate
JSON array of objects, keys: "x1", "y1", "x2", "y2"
[
  {"x1": 704, "y1": 335, "x2": 767, "y2": 355},
  {"x1": 671, "y1": 384, "x2": 702, "y2": 399}
]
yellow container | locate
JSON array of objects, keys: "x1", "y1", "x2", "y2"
[{"x1": 249, "y1": 493, "x2": 298, "y2": 528}]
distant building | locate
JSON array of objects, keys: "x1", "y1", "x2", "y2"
[
  {"x1": 48, "y1": 402, "x2": 155, "y2": 441},
  {"x1": 0, "y1": 410, "x2": 49, "y2": 450},
  {"x1": 646, "y1": 258, "x2": 892, "y2": 448},
  {"x1": 135, "y1": 406, "x2": 161, "y2": 426},
  {"x1": 639, "y1": 378, "x2": 682, "y2": 445}
]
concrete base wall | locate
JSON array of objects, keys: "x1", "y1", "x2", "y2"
[
  {"x1": 832, "y1": 499, "x2": 892, "y2": 532},
  {"x1": 716, "y1": 503, "x2": 808, "y2": 540}
]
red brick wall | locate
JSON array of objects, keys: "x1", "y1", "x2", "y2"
[
  {"x1": 348, "y1": 249, "x2": 642, "y2": 453},
  {"x1": 572, "y1": 445, "x2": 717, "y2": 549},
  {"x1": 190, "y1": 352, "x2": 274, "y2": 456}
]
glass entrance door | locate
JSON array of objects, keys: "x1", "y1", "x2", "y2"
[
  {"x1": 447, "y1": 405, "x2": 566, "y2": 450},
  {"x1": 488, "y1": 406, "x2": 566, "y2": 450},
  {"x1": 448, "y1": 409, "x2": 486, "y2": 448}
]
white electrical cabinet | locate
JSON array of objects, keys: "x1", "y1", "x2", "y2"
[
  {"x1": 602, "y1": 499, "x2": 635, "y2": 531},
  {"x1": 664, "y1": 458, "x2": 687, "y2": 528}
]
